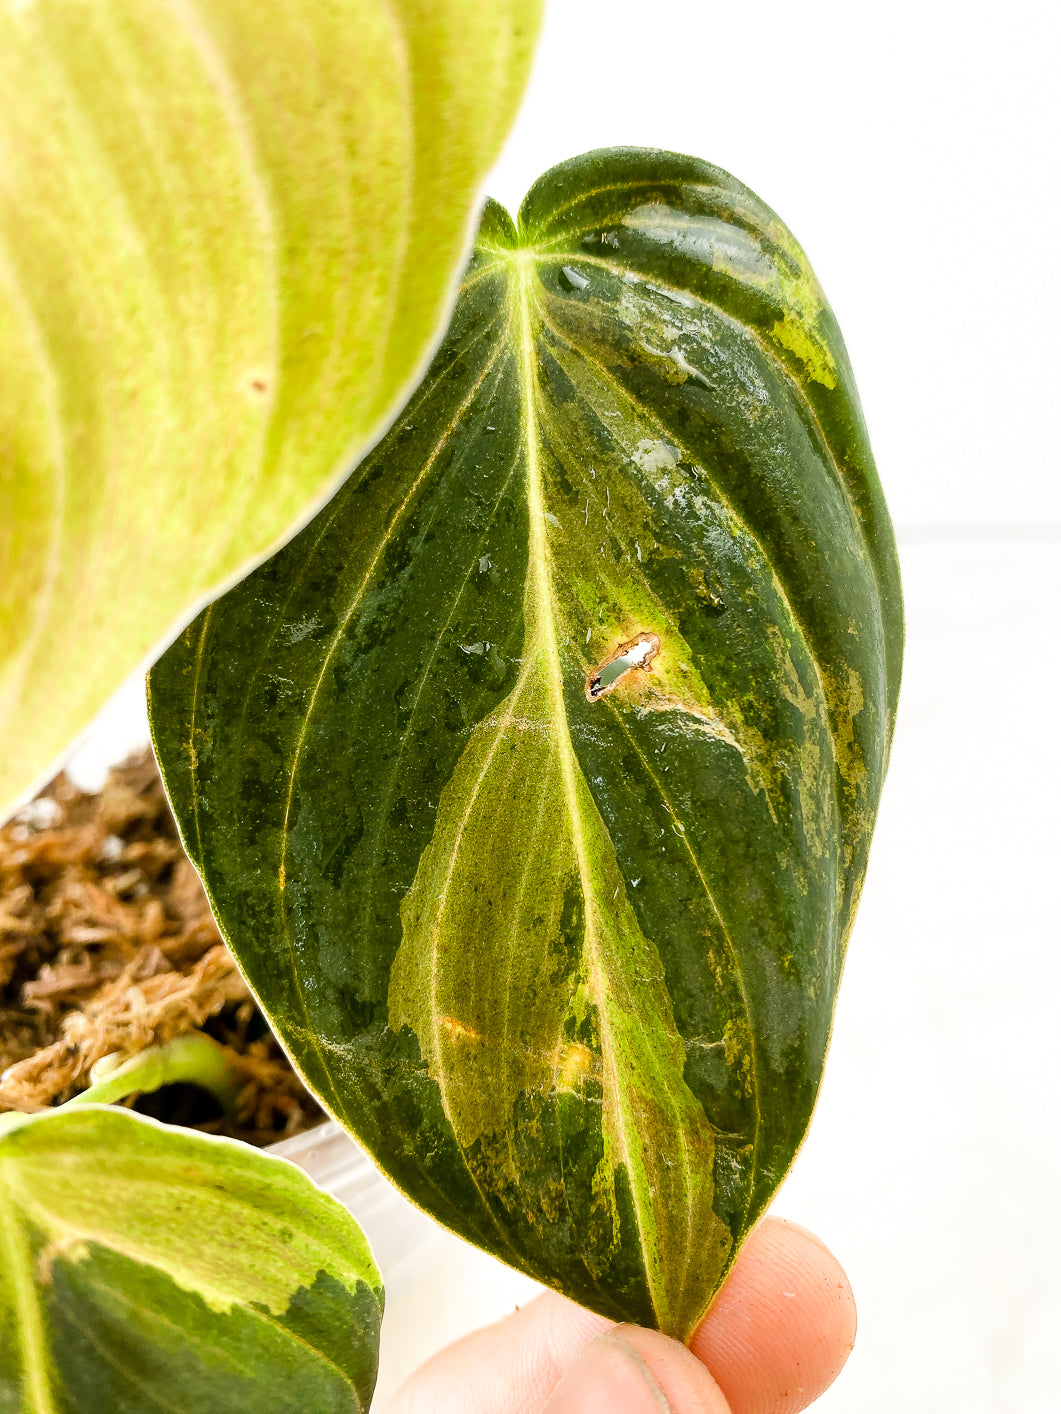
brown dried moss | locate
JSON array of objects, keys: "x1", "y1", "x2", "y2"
[{"x1": 0, "y1": 752, "x2": 324, "y2": 1145}]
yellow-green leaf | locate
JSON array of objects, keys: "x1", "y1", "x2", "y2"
[
  {"x1": 149, "y1": 149, "x2": 904, "y2": 1339},
  {"x1": 0, "y1": 0, "x2": 540, "y2": 815},
  {"x1": 0, "y1": 1106, "x2": 383, "y2": 1413}
]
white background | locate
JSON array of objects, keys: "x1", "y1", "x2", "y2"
[{"x1": 63, "y1": 2, "x2": 1061, "y2": 1409}]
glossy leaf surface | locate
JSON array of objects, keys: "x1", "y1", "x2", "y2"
[
  {"x1": 150, "y1": 149, "x2": 903, "y2": 1337},
  {"x1": 0, "y1": 1106, "x2": 383, "y2": 1412},
  {"x1": 0, "y1": 0, "x2": 540, "y2": 815}
]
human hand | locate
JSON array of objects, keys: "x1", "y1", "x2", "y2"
[{"x1": 384, "y1": 1217, "x2": 855, "y2": 1413}]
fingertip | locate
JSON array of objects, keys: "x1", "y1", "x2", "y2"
[
  {"x1": 382, "y1": 1289, "x2": 611, "y2": 1413},
  {"x1": 543, "y1": 1325, "x2": 732, "y2": 1414},
  {"x1": 690, "y1": 1217, "x2": 857, "y2": 1414}
]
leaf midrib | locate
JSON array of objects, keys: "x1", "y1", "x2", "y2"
[
  {"x1": 518, "y1": 248, "x2": 767, "y2": 1233},
  {"x1": 515, "y1": 253, "x2": 679, "y2": 1325},
  {"x1": 0, "y1": 1163, "x2": 57, "y2": 1414}
]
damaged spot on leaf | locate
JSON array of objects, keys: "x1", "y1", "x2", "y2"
[
  {"x1": 587, "y1": 632, "x2": 661, "y2": 701},
  {"x1": 243, "y1": 370, "x2": 271, "y2": 398}
]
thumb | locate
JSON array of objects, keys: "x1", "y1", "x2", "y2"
[{"x1": 542, "y1": 1325, "x2": 732, "y2": 1414}]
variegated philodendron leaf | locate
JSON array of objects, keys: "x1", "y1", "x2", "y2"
[
  {"x1": 0, "y1": 0, "x2": 540, "y2": 817},
  {"x1": 149, "y1": 149, "x2": 904, "y2": 1339},
  {"x1": 0, "y1": 1107, "x2": 383, "y2": 1413}
]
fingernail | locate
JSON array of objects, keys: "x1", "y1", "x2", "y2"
[{"x1": 543, "y1": 1331, "x2": 669, "y2": 1413}]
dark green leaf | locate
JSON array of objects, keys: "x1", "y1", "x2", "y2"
[
  {"x1": 0, "y1": 1107, "x2": 383, "y2": 1412},
  {"x1": 149, "y1": 148, "x2": 903, "y2": 1338}
]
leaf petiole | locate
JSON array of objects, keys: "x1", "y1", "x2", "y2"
[{"x1": 64, "y1": 1033, "x2": 244, "y2": 1115}]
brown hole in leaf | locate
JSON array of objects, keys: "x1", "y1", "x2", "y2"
[{"x1": 586, "y1": 632, "x2": 661, "y2": 701}]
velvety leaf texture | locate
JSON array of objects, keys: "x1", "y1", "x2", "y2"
[
  {"x1": 0, "y1": 1107, "x2": 383, "y2": 1413},
  {"x1": 149, "y1": 149, "x2": 904, "y2": 1339},
  {"x1": 0, "y1": 0, "x2": 540, "y2": 816}
]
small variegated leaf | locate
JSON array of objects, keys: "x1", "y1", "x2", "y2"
[
  {"x1": 149, "y1": 149, "x2": 903, "y2": 1338},
  {"x1": 0, "y1": 1106, "x2": 383, "y2": 1413}
]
